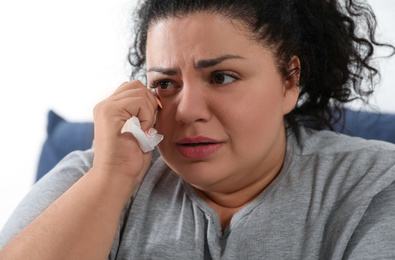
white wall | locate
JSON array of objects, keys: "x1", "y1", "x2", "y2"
[
  {"x1": 0, "y1": 0, "x2": 135, "y2": 230},
  {"x1": 368, "y1": 0, "x2": 395, "y2": 112},
  {"x1": 0, "y1": 0, "x2": 394, "y2": 231}
]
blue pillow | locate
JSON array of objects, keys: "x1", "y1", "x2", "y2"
[
  {"x1": 332, "y1": 109, "x2": 395, "y2": 143},
  {"x1": 36, "y1": 110, "x2": 94, "y2": 181},
  {"x1": 36, "y1": 108, "x2": 395, "y2": 182}
]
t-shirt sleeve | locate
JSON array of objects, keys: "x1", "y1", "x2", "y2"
[
  {"x1": 344, "y1": 180, "x2": 395, "y2": 259},
  {"x1": 0, "y1": 149, "x2": 94, "y2": 249}
]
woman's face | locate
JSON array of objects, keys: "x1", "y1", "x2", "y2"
[{"x1": 146, "y1": 13, "x2": 299, "y2": 193}]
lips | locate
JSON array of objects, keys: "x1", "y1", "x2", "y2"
[{"x1": 176, "y1": 136, "x2": 224, "y2": 160}]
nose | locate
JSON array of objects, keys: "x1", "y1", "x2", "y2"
[{"x1": 175, "y1": 82, "x2": 211, "y2": 125}]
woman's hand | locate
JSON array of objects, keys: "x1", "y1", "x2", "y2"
[
  {"x1": 0, "y1": 81, "x2": 162, "y2": 260},
  {"x1": 92, "y1": 80, "x2": 160, "y2": 185}
]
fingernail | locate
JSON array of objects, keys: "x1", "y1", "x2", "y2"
[
  {"x1": 155, "y1": 96, "x2": 163, "y2": 109},
  {"x1": 145, "y1": 128, "x2": 152, "y2": 136}
]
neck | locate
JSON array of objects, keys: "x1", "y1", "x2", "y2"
[
  {"x1": 194, "y1": 155, "x2": 284, "y2": 231},
  {"x1": 194, "y1": 128, "x2": 287, "y2": 230},
  {"x1": 196, "y1": 167, "x2": 279, "y2": 208}
]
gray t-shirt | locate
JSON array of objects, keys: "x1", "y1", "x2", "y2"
[{"x1": 1, "y1": 126, "x2": 395, "y2": 259}]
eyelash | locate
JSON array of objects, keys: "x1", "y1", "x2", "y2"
[
  {"x1": 149, "y1": 79, "x2": 176, "y2": 90},
  {"x1": 210, "y1": 71, "x2": 240, "y2": 85},
  {"x1": 149, "y1": 71, "x2": 240, "y2": 91}
]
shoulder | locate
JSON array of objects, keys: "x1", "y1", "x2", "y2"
[
  {"x1": 283, "y1": 126, "x2": 395, "y2": 257},
  {"x1": 286, "y1": 125, "x2": 395, "y2": 217},
  {"x1": 292, "y1": 126, "x2": 395, "y2": 182},
  {"x1": 290, "y1": 125, "x2": 395, "y2": 177},
  {"x1": 294, "y1": 126, "x2": 395, "y2": 157}
]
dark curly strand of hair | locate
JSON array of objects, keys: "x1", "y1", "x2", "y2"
[{"x1": 128, "y1": 0, "x2": 395, "y2": 130}]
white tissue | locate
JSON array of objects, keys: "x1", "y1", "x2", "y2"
[{"x1": 121, "y1": 116, "x2": 163, "y2": 153}]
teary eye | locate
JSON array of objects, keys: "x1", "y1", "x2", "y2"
[
  {"x1": 211, "y1": 72, "x2": 239, "y2": 85},
  {"x1": 150, "y1": 80, "x2": 176, "y2": 91}
]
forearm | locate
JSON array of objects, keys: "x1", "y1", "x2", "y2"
[
  {"x1": 0, "y1": 81, "x2": 159, "y2": 259},
  {"x1": 0, "y1": 168, "x2": 138, "y2": 260}
]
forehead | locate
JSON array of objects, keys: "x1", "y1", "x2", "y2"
[
  {"x1": 149, "y1": 11, "x2": 249, "y2": 29},
  {"x1": 146, "y1": 12, "x2": 266, "y2": 65},
  {"x1": 147, "y1": 12, "x2": 250, "y2": 41}
]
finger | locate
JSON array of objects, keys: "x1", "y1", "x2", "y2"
[
  {"x1": 94, "y1": 90, "x2": 156, "y2": 128},
  {"x1": 109, "y1": 88, "x2": 157, "y2": 117},
  {"x1": 112, "y1": 85, "x2": 160, "y2": 116},
  {"x1": 113, "y1": 81, "x2": 160, "y2": 110},
  {"x1": 147, "y1": 86, "x2": 164, "y2": 109},
  {"x1": 116, "y1": 95, "x2": 157, "y2": 132}
]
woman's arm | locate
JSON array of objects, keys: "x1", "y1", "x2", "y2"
[
  {"x1": 0, "y1": 167, "x2": 139, "y2": 259},
  {"x1": 0, "y1": 81, "x2": 159, "y2": 259}
]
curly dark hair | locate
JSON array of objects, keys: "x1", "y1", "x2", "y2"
[{"x1": 128, "y1": 0, "x2": 394, "y2": 130}]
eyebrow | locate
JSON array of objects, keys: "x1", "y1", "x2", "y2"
[
  {"x1": 147, "y1": 67, "x2": 179, "y2": 75},
  {"x1": 147, "y1": 54, "x2": 245, "y2": 75},
  {"x1": 195, "y1": 55, "x2": 245, "y2": 69}
]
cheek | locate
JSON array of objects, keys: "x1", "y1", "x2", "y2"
[
  {"x1": 155, "y1": 109, "x2": 173, "y2": 158},
  {"x1": 231, "y1": 88, "x2": 284, "y2": 130},
  {"x1": 225, "y1": 91, "x2": 285, "y2": 155},
  {"x1": 155, "y1": 109, "x2": 174, "y2": 136}
]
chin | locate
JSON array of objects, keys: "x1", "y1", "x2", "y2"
[{"x1": 175, "y1": 164, "x2": 232, "y2": 192}]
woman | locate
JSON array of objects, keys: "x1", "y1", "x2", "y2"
[{"x1": 1, "y1": 0, "x2": 395, "y2": 259}]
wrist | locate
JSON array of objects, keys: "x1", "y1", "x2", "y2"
[{"x1": 86, "y1": 164, "x2": 145, "y2": 206}]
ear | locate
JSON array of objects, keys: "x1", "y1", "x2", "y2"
[{"x1": 282, "y1": 56, "x2": 300, "y2": 115}]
